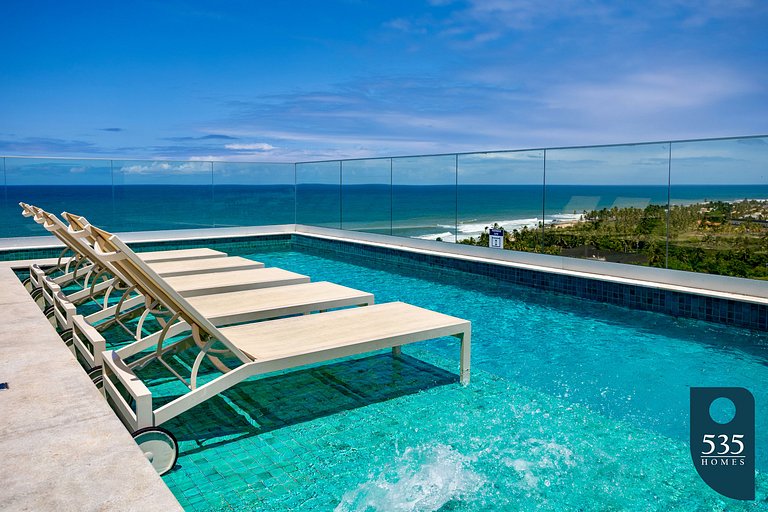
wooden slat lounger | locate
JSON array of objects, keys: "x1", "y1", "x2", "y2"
[
  {"x1": 27, "y1": 206, "x2": 305, "y2": 307},
  {"x1": 21, "y1": 207, "x2": 312, "y2": 338},
  {"x1": 87, "y1": 225, "x2": 470, "y2": 475},
  {"x1": 58, "y1": 264, "x2": 311, "y2": 338},
  {"x1": 72, "y1": 281, "x2": 375, "y2": 370},
  {"x1": 29, "y1": 212, "x2": 272, "y2": 322},
  {"x1": 44, "y1": 221, "x2": 372, "y2": 371},
  {"x1": 60, "y1": 210, "x2": 229, "y2": 264},
  {"x1": 163, "y1": 267, "x2": 304, "y2": 296}
]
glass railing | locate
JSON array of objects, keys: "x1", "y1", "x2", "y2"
[
  {"x1": 212, "y1": 162, "x2": 294, "y2": 227},
  {"x1": 3, "y1": 134, "x2": 767, "y2": 279},
  {"x1": 669, "y1": 138, "x2": 768, "y2": 278},
  {"x1": 457, "y1": 150, "x2": 544, "y2": 250},
  {"x1": 341, "y1": 158, "x2": 391, "y2": 235},
  {"x1": 296, "y1": 161, "x2": 340, "y2": 228},
  {"x1": 543, "y1": 143, "x2": 670, "y2": 265}
]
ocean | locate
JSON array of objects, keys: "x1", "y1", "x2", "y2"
[{"x1": 3, "y1": 184, "x2": 767, "y2": 240}]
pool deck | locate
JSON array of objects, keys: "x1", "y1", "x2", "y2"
[{"x1": 0, "y1": 262, "x2": 182, "y2": 511}]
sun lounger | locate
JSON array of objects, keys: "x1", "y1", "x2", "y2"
[
  {"x1": 18, "y1": 207, "x2": 311, "y2": 349},
  {"x1": 71, "y1": 281, "x2": 375, "y2": 370},
  {"x1": 87, "y1": 224, "x2": 470, "y2": 476},
  {"x1": 134, "y1": 248, "x2": 226, "y2": 264},
  {"x1": 21, "y1": 204, "x2": 242, "y2": 307}
]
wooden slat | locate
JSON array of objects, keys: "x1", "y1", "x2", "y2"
[
  {"x1": 147, "y1": 256, "x2": 264, "y2": 277},
  {"x1": 186, "y1": 281, "x2": 374, "y2": 324},
  {"x1": 220, "y1": 301, "x2": 468, "y2": 361},
  {"x1": 138, "y1": 247, "x2": 227, "y2": 263},
  {"x1": 165, "y1": 267, "x2": 310, "y2": 297}
]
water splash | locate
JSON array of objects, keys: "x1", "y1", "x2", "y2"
[{"x1": 335, "y1": 444, "x2": 485, "y2": 512}]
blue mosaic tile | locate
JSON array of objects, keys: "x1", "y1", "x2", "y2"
[{"x1": 291, "y1": 234, "x2": 768, "y2": 332}]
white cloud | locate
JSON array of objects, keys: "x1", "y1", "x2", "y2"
[
  {"x1": 118, "y1": 161, "x2": 210, "y2": 175},
  {"x1": 546, "y1": 68, "x2": 756, "y2": 116},
  {"x1": 224, "y1": 143, "x2": 275, "y2": 151}
]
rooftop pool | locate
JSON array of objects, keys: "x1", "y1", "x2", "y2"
[{"x1": 90, "y1": 244, "x2": 767, "y2": 510}]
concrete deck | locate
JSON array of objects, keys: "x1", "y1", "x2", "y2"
[{"x1": 0, "y1": 264, "x2": 182, "y2": 511}]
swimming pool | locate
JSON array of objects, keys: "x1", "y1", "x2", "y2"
[{"x1": 121, "y1": 246, "x2": 767, "y2": 510}]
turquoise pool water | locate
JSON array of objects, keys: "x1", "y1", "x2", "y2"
[{"x1": 135, "y1": 247, "x2": 768, "y2": 510}]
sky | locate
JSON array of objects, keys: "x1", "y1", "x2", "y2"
[{"x1": 1, "y1": 0, "x2": 767, "y2": 163}]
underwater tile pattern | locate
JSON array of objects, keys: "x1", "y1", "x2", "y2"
[{"x1": 158, "y1": 347, "x2": 768, "y2": 511}]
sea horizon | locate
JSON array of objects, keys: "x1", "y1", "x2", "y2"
[{"x1": 3, "y1": 183, "x2": 767, "y2": 240}]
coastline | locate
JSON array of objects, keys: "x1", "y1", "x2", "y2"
[{"x1": 408, "y1": 196, "x2": 768, "y2": 243}]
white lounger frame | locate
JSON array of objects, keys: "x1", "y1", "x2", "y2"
[{"x1": 86, "y1": 226, "x2": 470, "y2": 431}]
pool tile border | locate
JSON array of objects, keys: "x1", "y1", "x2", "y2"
[{"x1": 291, "y1": 234, "x2": 768, "y2": 332}]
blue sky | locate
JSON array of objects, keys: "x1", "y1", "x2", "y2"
[{"x1": 1, "y1": 0, "x2": 767, "y2": 162}]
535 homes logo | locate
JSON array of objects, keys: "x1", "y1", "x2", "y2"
[{"x1": 690, "y1": 387, "x2": 755, "y2": 500}]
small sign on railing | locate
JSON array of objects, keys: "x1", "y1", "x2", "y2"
[{"x1": 489, "y1": 228, "x2": 504, "y2": 249}]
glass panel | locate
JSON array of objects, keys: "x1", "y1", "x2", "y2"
[
  {"x1": 341, "y1": 159, "x2": 391, "y2": 235},
  {"x1": 669, "y1": 136, "x2": 768, "y2": 278},
  {"x1": 392, "y1": 155, "x2": 456, "y2": 242},
  {"x1": 545, "y1": 144, "x2": 670, "y2": 266},
  {"x1": 3, "y1": 157, "x2": 112, "y2": 237},
  {"x1": 458, "y1": 150, "x2": 544, "y2": 251},
  {"x1": 296, "y1": 161, "x2": 341, "y2": 227},
  {"x1": 212, "y1": 162, "x2": 294, "y2": 227},
  {"x1": 112, "y1": 160, "x2": 213, "y2": 232}
]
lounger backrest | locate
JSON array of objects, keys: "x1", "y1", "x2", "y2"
[
  {"x1": 37, "y1": 210, "x2": 93, "y2": 256},
  {"x1": 26, "y1": 205, "x2": 95, "y2": 261},
  {"x1": 87, "y1": 225, "x2": 252, "y2": 364},
  {"x1": 19, "y1": 202, "x2": 35, "y2": 218},
  {"x1": 24, "y1": 204, "x2": 45, "y2": 224},
  {"x1": 27, "y1": 208, "x2": 132, "y2": 285},
  {"x1": 58, "y1": 212, "x2": 138, "y2": 284},
  {"x1": 61, "y1": 212, "x2": 99, "y2": 246}
]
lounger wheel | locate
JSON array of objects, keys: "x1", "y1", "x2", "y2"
[
  {"x1": 44, "y1": 305, "x2": 57, "y2": 326},
  {"x1": 60, "y1": 329, "x2": 74, "y2": 344},
  {"x1": 22, "y1": 278, "x2": 33, "y2": 292},
  {"x1": 30, "y1": 287, "x2": 45, "y2": 307},
  {"x1": 86, "y1": 366, "x2": 103, "y2": 388},
  {"x1": 132, "y1": 427, "x2": 178, "y2": 476}
]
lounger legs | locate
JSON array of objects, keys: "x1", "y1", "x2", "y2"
[{"x1": 458, "y1": 330, "x2": 471, "y2": 386}]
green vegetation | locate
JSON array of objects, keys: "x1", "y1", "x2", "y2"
[{"x1": 459, "y1": 199, "x2": 768, "y2": 280}]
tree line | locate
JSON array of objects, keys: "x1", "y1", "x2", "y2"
[{"x1": 458, "y1": 200, "x2": 768, "y2": 279}]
